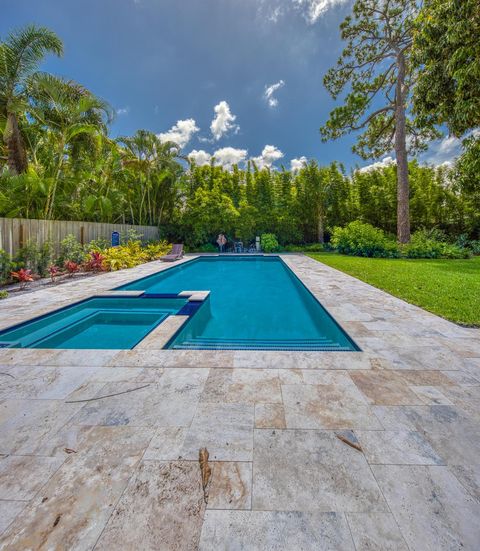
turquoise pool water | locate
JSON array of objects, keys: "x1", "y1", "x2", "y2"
[
  {"x1": 119, "y1": 256, "x2": 358, "y2": 351},
  {"x1": 0, "y1": 297, "x2": 186, "y2": 349}
]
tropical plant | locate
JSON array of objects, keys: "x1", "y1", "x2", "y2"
[
  {"x1": 0, "y1": 25, "x2": 63, "y2": 174},
  {"x1": 48, "y1": 264, "x2": 59, "y2": 282},
  {"x1": 64, "y1": 260, "x2": 80, "y2": 276},
  {"x1": 84, "y1": 251, "x2": 106, "y2": 272},
  {"x1": 10, "y1": 267, "x2": 34, "y2": 288}
]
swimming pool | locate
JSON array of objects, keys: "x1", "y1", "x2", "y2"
[
  {"x1": 119, "y1": 256, "x2": 358, "y2": 351},
  {"x1": 0, "y1": 297, "x2": 186, "y2": 349}
]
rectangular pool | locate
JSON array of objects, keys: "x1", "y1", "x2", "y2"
[
  {"x1": 0, "y1": 297, "x2": 186, "y2": 349},
  {"x1": 119, "y1": 256, "x2": 359, "y2": 351}
]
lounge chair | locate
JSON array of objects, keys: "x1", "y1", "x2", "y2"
[{"x1": 161, "y1": 243, "x2": 184, "y2": 262}]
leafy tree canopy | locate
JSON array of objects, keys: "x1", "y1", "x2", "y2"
[{"x1": 413, "y1": 0, "x2": 480, "y2": 137}]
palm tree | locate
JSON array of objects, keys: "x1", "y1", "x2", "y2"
[
  {"x1": 0, "y1": 25, "x2": 63, "y2": 174},
  {"x1": 28, "y1": 73, "x2": 112, "y2": 218},
  {"x1": 117, "y1": 130, "x2": 183, "y2": 224}
]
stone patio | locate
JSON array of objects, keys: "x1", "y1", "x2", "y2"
[{"x1": 0, "y1": 254, "x2": 479, "y2": 550}]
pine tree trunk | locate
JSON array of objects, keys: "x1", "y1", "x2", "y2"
[
  {"x1": 4, "y1": 112, "x2": 28, "y2": 175},
  {"x1": 395, "y1": 53, "x2": 410, "y2": 244}
]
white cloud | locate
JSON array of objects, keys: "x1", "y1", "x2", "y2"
[
  {"x1": 268, "y1": 5, "x2": 284, "y2": 22},
  {"x1": 293, "y1": 0, "x2": 350, "y2": 24},
  {"x1": 421, "y1": 135, "x2": 463, "y2": 166},
  {"x1": 290, "y1": 156, "x2": 308, "y2": 172},
  {"x1": 157, "y1": 118, "x2": 199, "y2": 149},
  {"x1": 210, "y1": 101, "x2": 239, "y2": 140},
  {"x1": 358, "y1": 156, "x2": 396, "y2": 173},
  {"x1": 252, "y1": 145, "x2": 284, "y2": 169},
  {"x1": 116, "y1": 107, "x2": 129, "y2": 116},
  {"x1": 188, "y1": 149, "x2": 211, "y2": 166},
  {"x1": 264, "y1": 80, "x2": 285, "y2": 108},
  {"x1": 213, "y1": 147, "x2": 248, "y2": 170}
]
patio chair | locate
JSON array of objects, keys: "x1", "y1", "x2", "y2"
[{"x1": 161, "y1": 243, "x2": 184, "y2": 262}]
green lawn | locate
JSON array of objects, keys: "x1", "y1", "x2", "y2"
[{"x1": 308, "y1": 253, "x2": 480, "y2": 327}]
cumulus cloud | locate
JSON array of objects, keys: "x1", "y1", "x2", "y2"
[
  {"x1": 116, "y1": 107, "x2": 129, "y2": 116},
  {"x1": 213, "y1": 147, "x2": 248, "y2": 170},
  {"x1": 252, "y1": 145, "x2": 284, "y2": 169},
  {"x1": 421, "y1": 135, "x2": 463, "y2": 166},
  {"x1": 264, "y1": 80, "x2": 285, "y2": 108},
  {"x1": 290, "y1": 156, "x2": 308, "y2": 172},
  {"x1": 210, "y1": 101, "x2": 239, "y2": 140},
  {"x1": 188, "y1": 149, "x2": 211, "y2": 166},
  {"x1": 157, "y1": 118, "x2": 199, "y2": 148},
  {"x1": 358, "y1": 156, "x2": 396, "y2": 173},
  {"x1": 293, "y1": 0, "x2": 350, "y2": 24}
]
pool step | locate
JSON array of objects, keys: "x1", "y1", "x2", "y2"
[{"x1": 172, "y1": 337, "x2": 350, "y2": 351}]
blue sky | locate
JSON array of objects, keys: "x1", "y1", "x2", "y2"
[{"x1": 3, "y1": 0, "x2": 461, "y2": 171}]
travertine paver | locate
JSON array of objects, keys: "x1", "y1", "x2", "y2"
[
  {"x1": 0, "y1": 455, "x2": 64, "y2": 500},
  {"x1": 95, "y1": 460, "x2": 205, "y2": 551},
  {"x1": 207, "y1": 461, "x2": 252, "y2": 510},
  {"x1": 199, "y1": 511, "x2": 355, "y2": 550},
  {"x1": 373, "y1": 465, "x2": 480, "y2": 551},
  {"x1": 346, "y1": 512, "x2": 409, "y2": 550},
  {"x1": 0, "y1": 254, "x2": 479, "y2": 549},
  {"x1": 253, "y1": 429, "x2": 388, "y2": 512}
]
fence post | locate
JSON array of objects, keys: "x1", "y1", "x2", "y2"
[
  {"x1": 80, "y1": 226, "x2": 85, "y2": 245},
  {"x1": 19, "y1": 223, "x2": 24, "y2": 248}
]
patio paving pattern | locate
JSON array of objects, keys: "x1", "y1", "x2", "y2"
[{"x1": 0, "y1": 254, "x2": 479, "y2": 550}]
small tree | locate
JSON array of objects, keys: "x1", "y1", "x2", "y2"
[{"x1": 320, "y1": 0, "x2": 438, "y2": 243}]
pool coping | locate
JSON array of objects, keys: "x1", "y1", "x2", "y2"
[
  {"x1": 0, "y1": 255, "x2": 359, "y2": 357},
  {"x1": 1, "y1": 253, "x2": 478, "y2": 369}
]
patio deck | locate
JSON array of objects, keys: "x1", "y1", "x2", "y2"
[{"x1": 0, "y1": 254, "x2": 479, "y2": 550}]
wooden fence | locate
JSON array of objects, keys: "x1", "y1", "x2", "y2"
[{"x1": 0, "y1": 218, "x2": 160, "y2": 257}]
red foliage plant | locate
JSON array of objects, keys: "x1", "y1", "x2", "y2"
[
  {"x1": 10, "y1": 268, "x2": 34, "y2": 289},
  {"x1": 64, "y1": 260, "x2": 80, "y2": 276},
  {"x1": 84, "y1": 251, "x2": 106, "y2": 273},
  {"x1": 48, "y1": 265, "x2": 59, "y2": 283}
]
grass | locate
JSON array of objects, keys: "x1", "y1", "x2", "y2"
[{"x1": 308, "y1": 252, "x2": 480, "y2": 327}]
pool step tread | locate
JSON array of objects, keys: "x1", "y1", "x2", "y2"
[{"x1": 172, "y1": 337, "x2": 350, "y2": 351}]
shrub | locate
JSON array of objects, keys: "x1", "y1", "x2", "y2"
[
  {"x1": 15, "y1": 240, "x2": 39, "y2": 273},
  {"x1": 331, "y1": 221, "x2": 399, "y2": 258},
  {"x1": 198, "y1": 243, "x2": 217, "y2": 253},
  {"x1": 64, "y1": 260, "x2": 80, "y2": 276},
  {"x1": 38, "y1": 241, "x2": 54, "y2": 277},
  {"x1": 102, "y1": 246, "x2": 138, "y2": 271},
  {"x1": 11, "y1": 268, "x2": 34, "y2": 289},
  {"x1": 143, "y1": 241, "x2": 170, "y2": 260},
  {"x1": 261, "y1": 233, "x2": 280, "y2": 253},
  {"x1": 0, "y1": 290, "x2": 8, "y2": 299},
  {"x1": 48, "y1": 265, "x2": 60, "y2": 283},
  {"x1": 120, "y1": 229, "x2": 143, "y2": 244},
  {"x1": 0, "y1": 249, "x2": 11, "y2": 284},
  {"x1": 60, "y1": 234, "x2": 85, "y2": 264},
  {"x1": 282, "y1": 243, "x2": 324, "y2": 252},
  {"x1": 86, "y1": 238, "x2": 110, "y2": 252},
  {"x1": 101, "y1": 240, "x2": 166, "y2": 271},
  {"x1": 456, "y1": 234, "x2": 480, "y2": 255},
  {"x1": 303, "y1": 243, "x2": 325, "y2": 252},
  {"x1": 469, "y1": 241, "x2": 480, "y2": 255},
  {"x1": 403, "y1": 229, "x2": 469, "y2": 259},
  {"x1": 84, "y1": 251, "x2": 106, "y2": 272}
]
